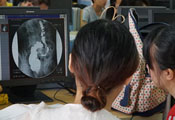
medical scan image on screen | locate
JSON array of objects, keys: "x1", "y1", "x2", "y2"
[
  {"x1": 12, "y1": 19, "x2": 62, "y2": 78},
  {"x1": 0, "y1": 13, "x2": 67, "y2": 81}
]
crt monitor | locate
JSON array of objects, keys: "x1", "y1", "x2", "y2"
[
  {"x1": 149, "y1": 9, "x2": 175, "y2": 24},
  {"x1": 0, "y1": 9, "x2": 70, "y2": 103},
  {"x1": 117, "y1": 6, "x2": 167, "y2": 28},
  {"x1": 151, "y1": 0, "x2": 175, "y2": 9}
]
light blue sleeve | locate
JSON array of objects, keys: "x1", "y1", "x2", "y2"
[{"x1": 82, "y1": 7, "x2": 90, "y2": 23}]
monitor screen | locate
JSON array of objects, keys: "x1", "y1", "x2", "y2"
[
  {"x1": 0, "y1": 9, "x2": 71, "y2": 103},
  {"x1": 117, "y1": 6, "x2": 167, "y2": 28},
  {"x1": 0, "y1": 9, "x2": 69, "y2": 87}
]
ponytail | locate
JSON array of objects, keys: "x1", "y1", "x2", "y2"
[{"x1": 81, "y1": 85, "x2": 106, "y2": 112}]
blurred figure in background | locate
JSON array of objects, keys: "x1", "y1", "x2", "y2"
[
  {"x1": 82, "y1": 0, "x2": 107, "y2": 25},
  {"x1": 19, "y1": 0, "x2": 33, "y2": 6},
  {"x1": 0, "y1": 0, "x2": 13, "y2": 6},
  {"x1": 19, "y1": 0, "x2": 50, "y2": 9}
]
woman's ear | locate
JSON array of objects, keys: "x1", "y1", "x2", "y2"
[
  {"x1": 69, "y1": 53, "x2": 74, "y2": 73},
  {"x1": 162, "y1": 68, "x2": 175, "y2": 81}
]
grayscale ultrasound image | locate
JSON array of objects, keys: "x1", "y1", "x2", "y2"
[{"x1": 12, "y1": 18, "x2": 63, "y2": 78}]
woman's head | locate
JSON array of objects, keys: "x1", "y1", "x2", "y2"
[
  {"x1": 143, "y1": 25, "x2": 175, "y2": 91},
  {"x1": 70, "y1": 19, "x2": 139, "y2": 112}
]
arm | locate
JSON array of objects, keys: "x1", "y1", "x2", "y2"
[{"x1": 82, "y1": 7, "x2": 90, "y2": 25}]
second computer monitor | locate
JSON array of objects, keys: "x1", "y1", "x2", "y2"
[{"x1": 117, "y1": 6, "x2": 167, "y2": 28}]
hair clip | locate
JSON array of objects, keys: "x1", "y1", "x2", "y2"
[{"x1": 100, "y1": 6, "x2": 126, "y2": 23}]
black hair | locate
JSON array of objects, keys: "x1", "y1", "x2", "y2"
[
  {"x1": 143, "y1": 24, "x2": 175, "y2": 70},
  {"x1": 71, "y1": 19, "x2": 139, "y2": 112}
]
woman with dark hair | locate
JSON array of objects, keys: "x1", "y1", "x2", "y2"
[
  {"x1": 71, "y1": 19, "x2": 139, "y2": 112},
  {"x1": 143, "y1": 25, "x2": 175, "y2": 119},
  {"x1": 0, "y1": 19, "x2": 139, "y2": 120}
]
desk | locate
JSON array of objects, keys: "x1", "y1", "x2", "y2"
[{"x1": 0, "y1": 89, "x2": 162, "y2": 120}]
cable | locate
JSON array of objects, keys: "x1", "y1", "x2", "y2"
[
  {"x1": 53, "y1": 89, "x2": 67, "y2": 104},
  {"x1": 56, "y1": 82, "x2": 76, "y2": 95},
  {"x1": 130, "y1": 115, "x2": 134, "y2": 120},
  {"x1": 53, "y1": 82, "x2": 76, "y2": 104}
]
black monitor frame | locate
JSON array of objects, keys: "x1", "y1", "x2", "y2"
[
  {"x1": 151, "y1": 0, "x2": 175, "y2": 10},
  {"x1": 0, "y1": 8, "x2": 73, "y2": 103},
  {"x1": 148, "y1": 9, "x2": 175, "y2": 25},
  {"x1": 0, "y1": 9, "x2": 71, "y2": 87}
]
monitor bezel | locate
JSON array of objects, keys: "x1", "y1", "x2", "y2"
[
  {"x1": 0, "y1": 9, "x2": 71, "y2": 87},
  {"x1": 148, "y1": 9, "x2": 175, "y2": 24},
  {"x1": 117, "y1": 6, "x2": 167, "y2": 28},
  {"x1": 117, "y1": 6, "x2": 167, "y2": 18}
]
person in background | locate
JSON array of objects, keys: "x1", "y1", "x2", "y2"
[
  {"x1": 0, "y1": 0, "x2": 13, "y2": 6},
  {"x1": 19, "y1": 0, "x2": 49, "y2": 9},
  {"x1": 33, "y1": 0, "x2": 50, "y2": 10},
  {"x1": 19, "y1": 0, "x2": 33, "y2": 6},
  {"x1": 82, "y1": 0, "x2": 107, "y2": 25},
  {"x1": 0, "y1": 19, "x2": 139, "y2": 120},
  {"x1": 143, "y1": 25, "x2": 175, "y2": 119}
]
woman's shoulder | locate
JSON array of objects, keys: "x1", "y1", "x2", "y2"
[
  {"x1": 0, "y1": 103, "x2": 120, "y2": 120},
  {"x1": 97, "y1": 109, "x2": 121, "y2": 120},
  {"x1": 62, "y1": 104, "x2": 120, "y2": 120}
]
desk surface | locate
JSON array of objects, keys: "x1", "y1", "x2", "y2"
[{"x1": 0, "y1": 89, "x2": 162, "y2": 120}]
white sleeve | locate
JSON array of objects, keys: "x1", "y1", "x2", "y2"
[
  {"x1": 0, "y1": 103, "x2": 38, "y2": 120},
  {"x1": 0, "y1": 102, "x2": 63, "y2": 120},
  {"x1": 0, "y1": 102, "x2": 49, "y2": 120}
]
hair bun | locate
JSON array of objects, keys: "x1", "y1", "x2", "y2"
[
  {"x1": 81, "y1": 95, "x2": 101, "y2": 112},
  {"x1": 81, "y1": 86, "x2": 106, "y2": 112}
]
